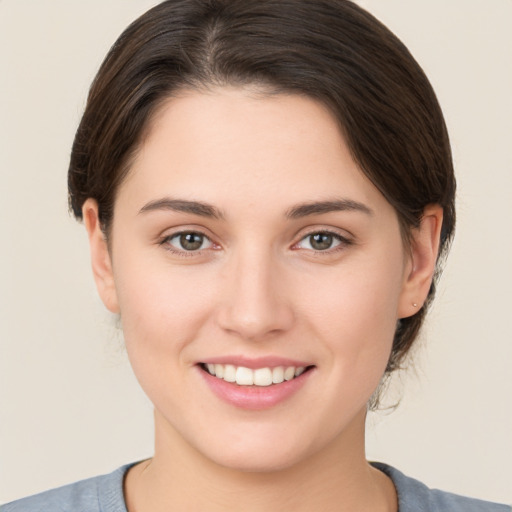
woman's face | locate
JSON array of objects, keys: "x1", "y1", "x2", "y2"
[{"x1": 88, "y1": 88, "x2": 424, "y2": 471}]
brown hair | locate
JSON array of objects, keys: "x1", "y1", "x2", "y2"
[{"x1": 68, "y1": 0, "x2": 455, "y2": 378}]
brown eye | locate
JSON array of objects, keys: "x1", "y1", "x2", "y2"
[
  {"x1": 309, "y1": 233, "x2": 334, "y2": 250},
  {"x1": 167, "y1": 232, "x2": 211, "y2": 251},
  {"x1": 296, "y1": 231, "x2": 346, "y2": 252}
]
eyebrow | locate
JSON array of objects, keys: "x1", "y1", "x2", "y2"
[
  {"x1": 138, "y1": 197, "x2": 373, "y2": 220},
  {"x1": 285, "y1": 198, "x2": 373, "y2": 219},
  {"x1": 139, "y1": 198, "x2": 225, "y2": 219}
]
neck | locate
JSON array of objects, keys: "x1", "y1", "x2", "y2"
[{"x1": 124, "y1": 409, "x2": 396, "y2": 512}]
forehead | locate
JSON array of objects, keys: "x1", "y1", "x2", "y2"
[
  {"x1": 118, "y1": 87, "x2": 392, "y2": 219},
  {"x1": 142, "y1": 87, "x2": 345, "y2": 168}
]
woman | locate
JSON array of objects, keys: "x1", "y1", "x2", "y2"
[{"x1": 1, "y1": 1, "x2": 509, "y2": 511}]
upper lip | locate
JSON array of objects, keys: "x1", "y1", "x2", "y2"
[{"x1": 199, "y1": 355, "x2": 313, "y2": 369}]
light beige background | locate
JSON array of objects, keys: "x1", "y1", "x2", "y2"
[{"x1": 1, "y1": 0, "x2": 511, "y2": 505}]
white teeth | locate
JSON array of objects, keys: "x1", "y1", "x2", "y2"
[
  {"x1": 235, "y1": 366, "x2": 254, "y2": 386},
  {"x1": 284, "y1": 366, "x2": 295, "y2": 381},
  {"x1": 214, "y1": 364, "x2": 224, "y2": 378},
  {"x1": 223, "y1": 364, "x2": 236, "y2": 383},
  {"x1": 205, "y1": 363, "x2": 308, "y2": 386},
  {"x1": 253, "y1": 368, "x2": 273, "y2": 386},
  {"x1": 272, "y1": 366, "x2": 284, "y2": 384}
]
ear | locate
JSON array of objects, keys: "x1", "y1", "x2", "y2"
[
  {"x1": 398, "y1": 204, "x2": 443, "y2": 319},
  {"x1": 82, "y1": 199, "x2": 120, "y2": 314}
]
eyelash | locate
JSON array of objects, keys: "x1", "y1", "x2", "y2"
[
  {"x1": 159, "y1": 229, "x2": 352, "y2": 257},
  {"x1": 160, "y1": 231, "x2": 216, "y2": 257},
  {"x1": 292, "y1": 230, "x2": 353, "y2": 254}
]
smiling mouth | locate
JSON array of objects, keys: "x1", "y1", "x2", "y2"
[{"x1": 200, "y1": 363, "x2": 314, "y2": 387}]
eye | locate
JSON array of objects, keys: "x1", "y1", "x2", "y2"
[
  {"x1": 165, "y1": 231, "x2": 213, "y2": 252},
  {"x1": 295, "y1": 231, "x2": 347, "y2": 251}
]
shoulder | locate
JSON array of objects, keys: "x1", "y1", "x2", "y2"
[
  {"x1": 0, "y1": 464, "x2": 134, "y2": 512},
  {"x1": 372, "y1": 462, "x2": 511, "y2": 512}
]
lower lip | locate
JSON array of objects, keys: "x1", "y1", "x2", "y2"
[{"x1": 198, "y1": 366, "x2": 313, "y2": 410}]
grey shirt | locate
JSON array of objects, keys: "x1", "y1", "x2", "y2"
[{"x1": 1, "y1": 462, "x2": 510, "y2": 511}]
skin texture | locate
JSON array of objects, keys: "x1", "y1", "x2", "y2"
[{"x1": 84, "y1": 87, "x2": 442, "y2": 511}]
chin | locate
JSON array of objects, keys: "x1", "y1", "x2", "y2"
[
  {"x1": 190, "y1": 423, "x2": 323, "y2": 474},
  {"x1": 210, "y1": 445, "x2": 308, "y2": 474}
]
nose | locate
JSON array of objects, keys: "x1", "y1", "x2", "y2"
[{"x1": 216, "y1": 247, "x2": 295, "y2": 342}]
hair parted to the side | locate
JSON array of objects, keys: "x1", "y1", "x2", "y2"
[{"x1": 68, "y1": 0, "x2": 456, "y2": 395}]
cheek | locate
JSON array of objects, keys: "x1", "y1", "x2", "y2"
[
  {"x1": 112, "y1": 262, "x2": 221, "y2": 414},
  {"x1": 306, "y1": 284, "x2": 398, "y2": 417},
  {"x1": 298, "y1": 254, "x2": 404, "y2": 373},
  {"x1": 112, "y1": 254, "x2": 216, "y2": 363}
]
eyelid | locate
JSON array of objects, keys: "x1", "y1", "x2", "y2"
[
  {"x1": 157, "y1": 223, "x2": 217, "y2": 244},
  {"x1": 169, "y1": 232, "x2": 212, "y2": 249},
  {"x1": 159, "y1": 228, "x2": 220, "y2": 256},
  {"x1": 292, "y1": 227, "x2": 354, "y2": 252}
]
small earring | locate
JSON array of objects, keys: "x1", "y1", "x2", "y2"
[{"x1": 413, "y1": 303, "x2": 418, "y2": 307}]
